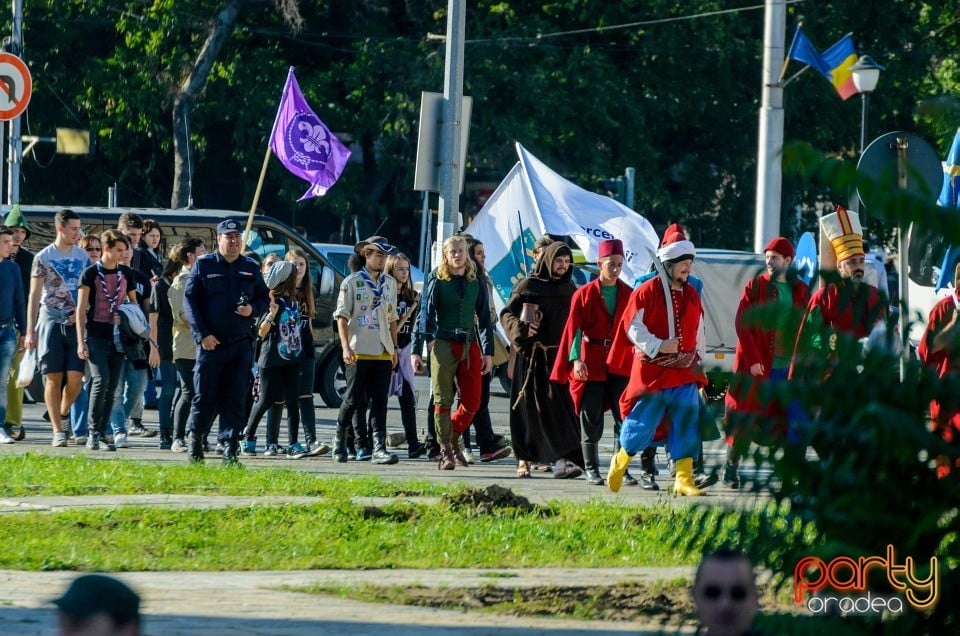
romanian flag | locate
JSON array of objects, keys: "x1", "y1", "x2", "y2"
[
  {"x1": 822, "y1": 34, "x2": 858, "y2": 100},
  {"x1": 785, "y1": 26, "x2": 830, "y2": 77}
]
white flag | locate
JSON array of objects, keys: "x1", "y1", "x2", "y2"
[
  {"x1": 515, "y1": 142, "x2": 660, "y2": 282},
  {"x1": 464, "y1": 163, "x2": 547, "y2": 317}
]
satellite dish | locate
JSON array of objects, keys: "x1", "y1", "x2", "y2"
[{"x1": 857, "y1": 131, "x2": 942, "y2": 211}]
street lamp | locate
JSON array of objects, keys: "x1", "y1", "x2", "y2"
[{"x1": 850, "y1": 55, "x2": 885, "y2": 155}]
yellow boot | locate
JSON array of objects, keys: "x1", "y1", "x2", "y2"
[
  {"x1": 607, "y1": 448, "x2": 632, "y2": 493},
  {"x1": 673, "y1": 457, "x2": 704, "y2": 496}
]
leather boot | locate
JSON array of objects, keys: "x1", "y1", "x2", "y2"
[
  {"x1": 722, "y1": 445, "x2": 741, "y2": 489},
  {"x1": 693, "y1": 441, "x2": 716, "y2": 488},
  {"x1": 222, "y1": 439, "x2": 241, "y2": 467},
  {"x1": 582, "y1": 442, "x2": 604, "y2": 486},
  {"x1": 674, "y1": 457, "x2": 704, "y2": 496},
  {"x1": 452, "y1": 436, "x2": 469, "y2": 467},
  {"x1": 639, "y1": 447, "x2": 660, "y2": 491},
  {"x1": 333, "y1": 426, "x2": 348, "y2": 463},
  {"x1": 187, "y1": 430, "x2": 204, "y2": 464},
  {"x1": 438, "y1": 443, "x2": 455, "y2": 470},
  {"x1": 372, "y1": 431, "x2": 399, "y2": 465}
]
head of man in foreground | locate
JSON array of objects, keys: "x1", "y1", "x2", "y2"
[
  {"x1": 54, "y1": 574, "x2": 141, "y2": 636},
  {"x1": 692, "y1": 548, "x2": 760, "y2": 636}
]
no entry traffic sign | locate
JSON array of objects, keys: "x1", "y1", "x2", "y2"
[{"x1": 0, "y1": 53, "x2": 31, "y2": 121}]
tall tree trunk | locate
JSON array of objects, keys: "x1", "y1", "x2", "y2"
[{"x1": 171, "y1": 0, "x2": 243, "y2": 209}]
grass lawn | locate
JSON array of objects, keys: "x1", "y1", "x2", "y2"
[{"x1": 0, "y1": 455, "x2": 753, "y2": 572}]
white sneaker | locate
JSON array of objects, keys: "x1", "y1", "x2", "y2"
[
  {"x1": 462, "y1": 448, "x2": 477, "y2": 465},
  {"x1": 114, "y1": 433, "x2": 130, "y2": 449},
  {"x1": 0, "y1": 429, "x2": 14, "y2": 444}
]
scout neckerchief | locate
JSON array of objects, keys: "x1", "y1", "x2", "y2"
[
  {"x1": 358, "y1": 268, "x2": 385, "y2": 311},
  {"x1": 97, "y1": 262, "x2": 126, "y2": 353}
]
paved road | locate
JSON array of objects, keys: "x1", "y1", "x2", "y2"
[{"x1": 2, "y1": 376, "x2": 770, "y2": 504}]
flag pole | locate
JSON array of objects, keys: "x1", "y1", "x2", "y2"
[
  {"x1": 778, "y1": 21, "x2": 802, "y2": 82},
  {"x1": 779, "y1": 65, "x2": 811, "y2": 88},
  {"x1": 242, "y1": 146, "x2": 272, "y2": 248}
]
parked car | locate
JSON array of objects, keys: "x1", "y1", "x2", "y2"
[
  {"x1": 9, "y1": 205, "x2": 352, "y2": 407},
  {"x1": 312, "y1": 242, "x2": 425, "y2": 290}
]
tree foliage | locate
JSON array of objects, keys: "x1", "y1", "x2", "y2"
[{"x1": 8, "y1": 0, "x2": 960, "y2": 254}]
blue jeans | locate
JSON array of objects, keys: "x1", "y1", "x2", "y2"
[
  {"x1": 0, "y1": 326, "x2": 17, "y2": 426},
  {"x1": 157, "y1": 360, "x2": 177, "y2": 443},
  {"x1": 109, "y1": 361, "x2": 148, "y2": 434},
  {"x1": 70, "y1": 378, "x2": 90, "y2": 438}
]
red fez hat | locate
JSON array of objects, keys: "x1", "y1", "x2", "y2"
[
  {"x1": 598, "y1": 239, "x2": 623, "y2": 258},
  {"x1": 763, "y1": 237, "x2": 795, "y2": 260}
]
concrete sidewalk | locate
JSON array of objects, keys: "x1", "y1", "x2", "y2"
[{"x1": 0, "y1": 569, "x2": 696, "y2": 635}]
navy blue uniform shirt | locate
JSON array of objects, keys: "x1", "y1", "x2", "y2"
[{"x1": 183, "y1": 251, "x2": 269, "y2": 344}]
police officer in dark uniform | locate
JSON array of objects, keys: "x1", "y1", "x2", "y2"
[{"x1": 183, "y1": 219, "x2": 268, "y2": 464}]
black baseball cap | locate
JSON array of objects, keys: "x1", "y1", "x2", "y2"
[
  {"x1": 53, "y1": 574, "x2": 141, "y2": 623},
  {"x1": 216, "y1": 219, "x2": 242, "y2": 235}
]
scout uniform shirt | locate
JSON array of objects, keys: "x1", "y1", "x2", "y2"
[{"x1": 334, "y1": 268, "x2": 398, "y2": 360}]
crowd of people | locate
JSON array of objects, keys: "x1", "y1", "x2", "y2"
[{"x1": 1, "y1": 204, "x2": 956, "y2": 487}]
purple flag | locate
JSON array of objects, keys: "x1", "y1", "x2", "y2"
[{"x1": 269, "y1": 68, "x2": 351, "y2": 201}]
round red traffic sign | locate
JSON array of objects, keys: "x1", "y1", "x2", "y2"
[{"x1": 0, "y1": 53, "x2": 32, "y2": 121}]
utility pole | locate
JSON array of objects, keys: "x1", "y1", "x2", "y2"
[
  {"x1": 435, "y1": 0, "x2": 465, "y2": 264},
  {"x1": 7, "y1": 0, "x2": 23, "y2": 205},
  {"x1": 754, "y1": 0, "x2": 786, "y2": 252}
]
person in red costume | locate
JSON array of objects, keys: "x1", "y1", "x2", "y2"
[
  {"x1": 722, "y1": 237, "x2": 808, "y2": 489},
  {"x1": 795, "y1": 207, "x2": 887, "y2": 354},
  {"x1": 791, "y1": 207, "x2": 887, "y2": 459},
  {"x1": 918, "y1": 262, "x2": 960, "y2": 478},
  {"x1": 551, "y1": 239, "x2": 632, "y2": 486},
  {"x1": 606, "y1": 236, "x2": 708, "y2": 495}
]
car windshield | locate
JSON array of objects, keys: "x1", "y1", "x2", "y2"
[{"x1": 323, "y1": 250, "x2": 352, "y2": 276}]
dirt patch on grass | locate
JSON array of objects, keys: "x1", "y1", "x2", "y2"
[
  {"x1": 298, "y1": 580, "x2": 795, "y2": 628},
  {"x1": 402, "y1": 583, "x2": 696, "y2": 624},
  {"x1": 440, "y1": 485, "x2": 554, "y2": 517}
]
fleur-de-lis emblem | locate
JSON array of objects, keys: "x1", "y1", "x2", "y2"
[{"x1": 298, "y1": 121, "x2": 330, "y2": 156}]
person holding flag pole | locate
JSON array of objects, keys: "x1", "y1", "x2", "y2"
[{"x1": 242, "y1": 67, "x2": 352, "y2": 246}]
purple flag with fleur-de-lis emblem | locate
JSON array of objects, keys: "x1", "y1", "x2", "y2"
[{"x1": 269, "y1": 67, "x2": 351, "y2": 201}]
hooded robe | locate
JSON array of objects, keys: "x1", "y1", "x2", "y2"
[{"x1": 500, "y1": 242, "x2": 583, "y2": 465}]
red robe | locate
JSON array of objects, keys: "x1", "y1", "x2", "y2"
[
  {"x1": 550, "y1": 278, "x2": 632, "y2": 414},
  {"x1": 607, "y1": 277, "x2": 708, "y2": 426},
  {"x1": 918, "y1": 293, "x2": 960, "y2": 442},
  {"x1": 724, "y1": 274, "x2": 809, "y2": 417},
  {"x1": 800, "y1": 280, "x2": 886, "y2": 340}
]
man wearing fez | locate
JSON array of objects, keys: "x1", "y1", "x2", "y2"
[
  {"x1": 723, "y1": 237, "x2": 809, "y2": 488},
  {"x1": 551, "y1": 238, "x2": 632, "y2": 486}
]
